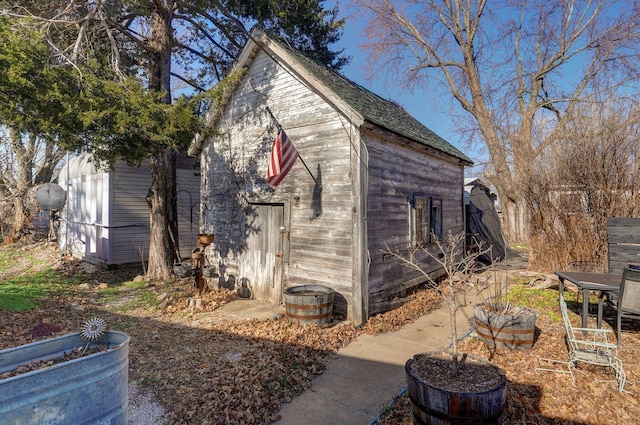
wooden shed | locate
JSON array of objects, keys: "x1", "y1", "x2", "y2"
[
  {"x1": 57, "y1": 153, "x2": 200, "y2": 266},
  {"x1": 189, "y1": 29, "x2": 472, "y2": 325}
]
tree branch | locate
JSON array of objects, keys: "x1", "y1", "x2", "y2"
[
  {"x1": 178, "y1": 1, "x2": 246, "y2": 50},
  {"x1": 170, "y1": 72, "x2": 207, "y2": 92},
  {"x1": 173, "y1": 13, "x2": 235, "y2": 60}
]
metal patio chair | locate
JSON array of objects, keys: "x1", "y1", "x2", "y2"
[
  {"x1": 536, "y1": 291, "x2": 626, "y2": 392},
  {"x1": 598, "y1": 266, "x2": 640, "y2": 346}
]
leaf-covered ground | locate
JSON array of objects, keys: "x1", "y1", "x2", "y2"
[
  {"x1": 0, "y1": 242, "x2": 440, "y2": 424},
  {"x1": 1, "y1": 243, "x2": 638, "y2": 424},
  {"x1": 377, "y1": 296, "x2": 640, "y2": 425}
]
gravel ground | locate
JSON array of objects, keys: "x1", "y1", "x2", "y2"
[{"x1": 128, "y1": 383, "x2": 167, "y2": 425}]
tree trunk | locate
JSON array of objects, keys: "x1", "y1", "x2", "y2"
[
  {"x1": 146, "y1": 0, "x2": 178, "y2": 280},
  {"x1": 8, "y1": 128, "x2": 34, "y2": 240},
  {"x1": 147, "y1": 149, "x2": 178, "y2": 281},
  {"x1": 500, "y1": 197, "x2": 528, "y2": 245},
  {"x1": 450, "y1": 302, "x2": 459, "y2": 376}
]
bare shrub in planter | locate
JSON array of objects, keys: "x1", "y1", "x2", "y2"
[
  {"x1": 385, "y1": 230, "x2": 492, "y2": 374},
  {"x1": 385, "y1": 231, "x2": 507, "y2": 424}
]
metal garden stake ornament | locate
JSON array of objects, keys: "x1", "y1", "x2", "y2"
[{"x1": 80, "y1": 317, "x2": 107, "y2": 353}]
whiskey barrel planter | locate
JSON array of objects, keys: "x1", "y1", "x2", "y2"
[
  {"x1": 473, "y1": 304, "x2": 537, "y2": 350},
  {"x1": 284, "y1": 285, "x2": 334, "y2": 325},
  {"x1": 0, "y1": 330, "x2": 129, "y2": 425},
  {"x1": 405, "y1": 353, "x2": 507, "y2": 425}
]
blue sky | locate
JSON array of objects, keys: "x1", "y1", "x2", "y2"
[{"x1": 327, "y1": 2, "x2": 481, "y2": 171}]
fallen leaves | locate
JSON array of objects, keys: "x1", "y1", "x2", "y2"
[
  {"x1": 0, "y1": 344, "x2": 109, "y2": 380},
  {"x1": 1, "y1": 259, "x2": 444, "y2": 425},
  {"x1": 377, "y1": 310, "x2": 640, "y2": 425},
  {"x1": 7, "y1": 243, "x2": 639, "y2": 424},
  {"x1": 31, "y1": 322, "x2": 61, "y2": 338}
]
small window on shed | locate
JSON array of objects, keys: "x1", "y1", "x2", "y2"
[
  {"x1": 414, "y1": 197, "x2": 430, "y2": 245},
  {"x1": 411, "y1": 195, "x2": 443, "y2": 246},
  {"x1": 431, "y1": 199, "x2": 442, "y2": 239}
]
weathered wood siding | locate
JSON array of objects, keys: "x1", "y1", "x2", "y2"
[
  {"x1": 201, "y1": 48, "x2": 361, "y2": 318},
  {"x1": 365, "y1": 135, "x2": 465, "y2": 312},
  {"x1": 176, "y1": 168, "x2": 202, "y2": 258},
  {"x1": 607, "y1": 217, "x2": 640, "y2": 274}
]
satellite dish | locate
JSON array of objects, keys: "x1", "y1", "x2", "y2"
[{"x1": 34, "y1": 183, "x2": 66, "y2": 210}]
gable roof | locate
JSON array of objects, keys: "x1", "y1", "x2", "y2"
[
  {"x1": 272, "y1": 38, "x2": 472, "y2": 165},
  {"x1": 191, "y1": 29, "x2": 472, "y2": 165}
]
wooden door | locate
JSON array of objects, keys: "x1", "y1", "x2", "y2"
[{"x1": 237, "y1": 203, "x2": 285, "y2": 303}]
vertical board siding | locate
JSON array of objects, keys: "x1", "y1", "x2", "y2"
[
  {"x1": 365, "y1": 136, "x2": 465, "y2": 306},
  {"x1": 607, "y1": 217, "x2": 640, "y2": 274},
  {"x1": 202, "y1": 49, "x2": 356, "y2": 316},
  {"x1": 59, "y1": 156, "x2": 200, "y2": 266},
  {"x1": 229, "y1": 204, "x2": 284, "y2": 303},
  {"x1": 111, "y1": 163, "x2": 152, "y2": 264}
]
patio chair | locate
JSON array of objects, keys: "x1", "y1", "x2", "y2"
[
  {"x1": 597, "y1": 266, "x2": 640, "y2": 346},
  {"x1": 536, "y1": 291, "x2": 626, "y2": 392}
]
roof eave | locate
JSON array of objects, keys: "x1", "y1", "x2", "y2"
[{"x1": 362, "y1": 122, "x2": 473, "y2": 167}]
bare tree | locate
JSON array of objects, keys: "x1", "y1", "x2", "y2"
[
  {"x1": 0, "y1": 128, "x2": 64, "y2": 241},
  {"x1": 354, "y1": 0, "x2": 640, "y2": 244},
  {"x1": 527, "y1": 96, "x2": 640, "y2": 271},
  {"x1": 384, "y1": 231, "x2": 492, "y2": 375}
]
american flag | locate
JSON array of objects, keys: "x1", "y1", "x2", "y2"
[{"x1": 266, "y1": 128, "x2": 298, "y2": 189}]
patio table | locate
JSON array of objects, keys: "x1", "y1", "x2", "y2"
[{"x1": 554, "y1": 271, "x2": 622, "y2": 330}]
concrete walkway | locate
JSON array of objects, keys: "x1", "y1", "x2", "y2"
[{"x1": 274, "y1": 297, "x2": 478, "y2": 425}]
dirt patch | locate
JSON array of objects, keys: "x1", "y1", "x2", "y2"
[
  {"x1": 407, "y1": 352, "x2": 504, "y2": 393},
  {"x1": 128, "y1": 383, "x2": 167, "y2": 424}
]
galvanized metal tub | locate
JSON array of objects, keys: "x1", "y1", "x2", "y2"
[
  {"x1": 173, "y1": 262, "x2": 192, "y2": 278},
  {"x1": 0, "y1": 330, "x2": 129, "y2": 425},
  {"x1": 284, "y1": 285, "x2": 334, "y2": 325}
]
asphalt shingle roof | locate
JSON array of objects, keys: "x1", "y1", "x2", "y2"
[{"x1": 273, "y1": 37, "x2": 473, "y2": 165}]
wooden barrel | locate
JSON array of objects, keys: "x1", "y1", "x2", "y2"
[
  {"x1": 405, "y1": 353, "x2": 507, "y2": 425},
  {"x1": 473, "y1": 304, "x2": 536, "y2": 350},
  {"x1": 284, "y1": 285, "x2": 334, "y2": 325}
]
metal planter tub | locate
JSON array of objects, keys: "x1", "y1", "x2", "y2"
[
  {"x1": 173, "y1": 262, "x2": 192, "y2": 278},
  {"x1": 0, "y1": 330, "x2": 130, "y2": 425}
]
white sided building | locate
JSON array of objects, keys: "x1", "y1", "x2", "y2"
[{"x1": 57, "y1": 153, "x2": 201, "y2": 267}]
